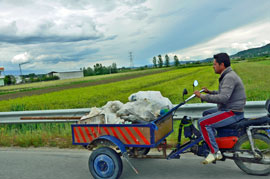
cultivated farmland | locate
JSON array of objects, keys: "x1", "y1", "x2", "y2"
[
  {"x1": 0, "y1": 68, "x2": 169, "y2": 97},
  {"x1": 0, "y1": 66, "x2": 215, "y2": 112}
]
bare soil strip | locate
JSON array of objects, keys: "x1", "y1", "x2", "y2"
[{"x1": 0, "y1": 69, "x2": 171, "y2": 101}]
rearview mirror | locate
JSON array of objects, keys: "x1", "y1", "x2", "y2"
[
  {"x1": 182, "y1": 88, "x2": 188, "y2": 102},
  {"x1": 183, "y1": 88, "x2": 188, "y2": 96},
  {"x1": 183, "y1": 88, "x2": 188, "y2": 95},
  {"x1": 193, "y1": 80, "x2": 198, "y2": 87}
]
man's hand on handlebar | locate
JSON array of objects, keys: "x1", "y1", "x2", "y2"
[
  {"x1": 194, "y1": 91, "x2": 201, "y2": 98},
  {"x1": 202, "y1": 87, "x2": 210, "y2": 93},
  {"x1": 194, "y1": 87, "x2": 209, "y2": 98}
]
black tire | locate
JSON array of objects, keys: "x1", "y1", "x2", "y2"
[
  {"x1": 89, "y1": 147, "x2": 123, "y2": 179},
  {"x1": 234, "y1": 134, "x2": 270, "y2": 176}
]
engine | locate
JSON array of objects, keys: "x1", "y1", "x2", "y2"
[{"x1": 190, "y1": 140, "x2": 210, "y2": 157}]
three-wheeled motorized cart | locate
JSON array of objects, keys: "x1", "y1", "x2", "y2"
[{"x1": 71, "y1": 83, "x2": 270, "y2": 178}]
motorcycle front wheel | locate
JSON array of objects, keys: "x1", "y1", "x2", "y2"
[{"x1": 234, "y1": 133, "x2": 270, "y2": 176}]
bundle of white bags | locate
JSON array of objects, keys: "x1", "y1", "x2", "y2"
[{"x1": 79, "y1": 91, "x2": 173, "y2": 124}]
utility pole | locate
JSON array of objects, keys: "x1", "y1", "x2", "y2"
[
  {"x1": 129, "y1": 52, "x2": 134, "y2": 68},
  {"x1": 19, "y1": 64, "x2": 22, "y2": 76},
  {"x1": 19, "y1": 62, "x2": 29, "y2": 76}
]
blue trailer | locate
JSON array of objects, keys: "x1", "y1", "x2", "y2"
[{"x1": 71, "y1": 105, "x2": 175, "y2": 179}]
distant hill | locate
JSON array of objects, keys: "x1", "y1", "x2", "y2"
[
  {"x1": 147, "y1": 43, "x2": 270, "y2": 66},
  {"x1": 199, "y1": 43, "x2": 270, "y2": 62},
  {"x1": 231, "y1": 43, "x2": 270, "y2": 59},
  {"x1": 200, "y1": 57, "x2": 213, "y2": 63}
]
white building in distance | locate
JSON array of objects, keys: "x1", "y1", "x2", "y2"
[
  {"x1": 48, "y1": 70, "x2": 84, "y2": 80},
  {"x1": 0, "y1": 67, "x2": 4, "y2": 86}
]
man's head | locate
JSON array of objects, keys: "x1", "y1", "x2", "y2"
[{"x1": 213, "y1": 53, "x2": 230, "y2": 74}]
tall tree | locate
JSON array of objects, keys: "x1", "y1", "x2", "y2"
[
  {"x1": 174, "y1": 55, "x2": 180, "y2": 66},
  {"x1": 153, "y1": 56, "x2": 157, "y2": 68},
  {"x1": 165, "y1": 54, "x2": 170, "y2": 67},
  {"x1": 111, "y1": 62, "x2": 118, "y2": 73},
  {"x1": 158, "y1": 54, "x2": 163, "y2": 68},
  {"x1": 94, "y1": 63, "x2": 104, "y2": 75},
  {"x1": 4, "y1": 75, "x2": 16, "y2": 85},
  {"x1": 83, "y1": 67, "x2": 95, "y2": 76}
]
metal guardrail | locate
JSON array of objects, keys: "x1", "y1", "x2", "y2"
[
  {"x1": 0, "y1": 101, "x2": 268, "y2": 124},
  {"x1": 0, "y1": 108, "x2": 90, "y2": 124},
  {"x1": 174, "y1": 101, "x2": 268, "y2": 119}
]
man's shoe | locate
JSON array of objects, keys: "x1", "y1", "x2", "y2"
[
  {"x1": 202, "y1": 153, "x2": 216, "y2": 164},
  {"x1": 202, "y1": 151, "x2": 222, "y2": 164},
  {"x1": 215, "y1": 151, "x2": 223, "y2": 160}
]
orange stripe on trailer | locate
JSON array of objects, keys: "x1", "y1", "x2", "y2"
[
  {"x1": 117, "y1": 127, "x2": 131, "y2": 144},
  {"x1": 84, "y1": 127, "x2": 93, "y2": 141},
  {"x1": 90, "y1": 127, "x2": 97, "y2": 138},
  {"x1": 110, "y1": 127, "x2": 119, "y2": 139},
  {"x1": 103, "y1": 127, "x2": 110, "y2": 135},
  {"x1": 74, "y1": 128, "x2": 81, "y2": 143},
  {"x1": 97, "y1": 126, "x2": 101, "y2": 135},
  {"x1": 78, "y1": 127, "x2": 87, "y2": 143},
  {"x1": 124, "y1": 127, "x2": 140, "y2": 145},
  {"x1": 133, "y1": 127, "x2": 150, "y2": 145}
]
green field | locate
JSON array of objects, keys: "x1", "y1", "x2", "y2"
[
  {"x1": 1, "y1": 60, "x2": 270, "y2": 148},
  {"x1": 0, "y1": 66, "x2": 216, "y2": 111},
  {"x1": 0, "y1": 68, "x2": 168, "y2": 95}
]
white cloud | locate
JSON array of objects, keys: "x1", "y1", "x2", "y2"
[
  {"x1": 11, "y1": 52, "x2": 31, "y2": 64},
  {"x1": 172, "y1": 21, "x2": 270, "y2": 61}
]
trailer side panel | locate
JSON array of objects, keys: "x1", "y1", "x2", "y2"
[{"x1": 72, "y1": 125, "x2": 151, "y2": 146}]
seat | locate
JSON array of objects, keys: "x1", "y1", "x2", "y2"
[
  {"x1": 218, "y1": 99, "x2": 270, "y2": 130},
  {"x1": 220, "y1": 118, "x2": 248, "y2": 129},
  {"x1": 221, "y1": 116, "x2": 270, "y2": 130}
]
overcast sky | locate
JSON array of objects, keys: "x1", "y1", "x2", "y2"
[{"x1": 0, "y1": 0, "x2": 270, "y2": 75}]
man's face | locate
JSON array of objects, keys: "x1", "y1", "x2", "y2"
[{"x1": 213, "y1": 59, "x2": 223, "y2": 74}]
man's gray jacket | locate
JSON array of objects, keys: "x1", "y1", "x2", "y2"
[{"x1": 200, "y1": 66, "x2": 246, "y2": 111}]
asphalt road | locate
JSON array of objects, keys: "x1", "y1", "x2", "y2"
[{"x1": 0, "y1": 148, "x2": 269, "y2": 179}]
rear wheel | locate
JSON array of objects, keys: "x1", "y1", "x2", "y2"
[
  {"x1": 234, "y1": 134, "x2": 270, "y2": 175},
  {"x1": 89, "y1": 147, "x2": 123, "y2": 179}
]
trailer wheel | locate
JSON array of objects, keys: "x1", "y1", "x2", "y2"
[{"x1": 89, "y1": 147, "x2": 123, "y2": 179}]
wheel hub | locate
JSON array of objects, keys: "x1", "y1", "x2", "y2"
[{"x1": 94, "y1": 154, "x2": 115, "y2": 177}]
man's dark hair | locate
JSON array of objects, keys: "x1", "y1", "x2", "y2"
[{"x1": 213, "y1": 53, "x2": 230, "y2": 67}]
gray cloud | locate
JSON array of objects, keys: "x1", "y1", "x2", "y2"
[
  {"x1": 0, "y1": 15, "x2": 103, "y2": 44},
  {"x1": 39, "y1": 56, "x2": 78, "y2": 64},
  {"x1": 32, "y1": 45, "x2": 100, "y2": 64},
  {"x1": 54, "y1": 0, "x2": 118, "y2": 11},
  {"x1": 125, "y1": 6, "x2": 151, "y2": 20},
  {"x1": 120, "y1": 0, "x2": 147, "y2": 6},
  {"x1": 0, "y1": 35, "x2": 102, "y2": 44}
]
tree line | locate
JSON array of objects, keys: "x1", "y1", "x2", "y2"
[
  {"x1": 152, "y1": 54, "x2": 180, "y2": 68},
  {"x1": 82, "y1": 62, "x2": 118, "y2": 76},
  {"x1": 3, "y1": 74, "x2": 59, "y2": 85}
]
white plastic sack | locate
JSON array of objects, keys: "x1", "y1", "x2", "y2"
[
  {"x1": 80, "y1": 107, "x2": 101, "y2": 120},
  {"x1": 128, "y1": 91, "x2": 173, "y2": 110},
  {"x1": 79, "y1": 107, "x2": 104, "y2": 124},
  {"x1": 80, "y1": 92, "x2": 173, "y2": 124},
  {"x1": 102, "y1": 101, "x2": 124, "y2": 113},
  {"x1": 101, "y1": 101, "x2": 124, "y2": 124},
  {"x1": 117, "y1": 99, "x2": 160, "y2": 122},
  {"x1": 80, "y1": 101, "x2": 125, "y2": 124}
]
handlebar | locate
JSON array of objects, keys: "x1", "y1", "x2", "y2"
[{"x1": 184, "y1": 89, "x2": 205, "y2": 103}]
